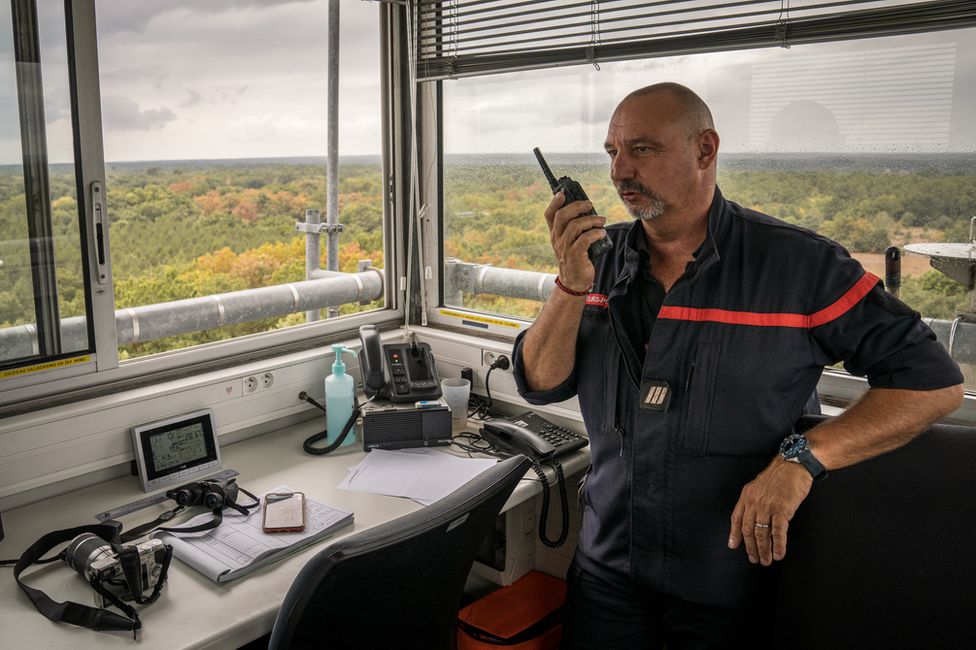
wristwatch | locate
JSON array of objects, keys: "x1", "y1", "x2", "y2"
[{"x1": 779, "y1": 433, "x2": 827, "y2": 481}]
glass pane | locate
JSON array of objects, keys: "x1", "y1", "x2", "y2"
[
  {"x1": 95, "y1": 0, "x2": 383, "y2": 359},
  {"x1": 443, "y1": 28, "x2": 976, "y2": 385},
  {"x1": 1, "y1": 0, "x2": 89, "y2": 371}
]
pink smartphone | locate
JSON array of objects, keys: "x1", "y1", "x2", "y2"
[{"x1": 262, "y1": 492, "x2": 306, "y2": 533}]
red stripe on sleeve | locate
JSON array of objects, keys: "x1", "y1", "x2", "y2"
[
  {"x1": 807, "y1": 272, "x2": 880, "y2": 327},
  {"x1": 658, "y1": 272, "x2": 880, "y2": 329}
]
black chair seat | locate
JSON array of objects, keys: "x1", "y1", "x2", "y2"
[{"x1": 269, "y1": 454, "x2": 532, "y2": 650}]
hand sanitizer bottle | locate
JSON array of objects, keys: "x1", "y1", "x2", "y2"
[{"x1": 325, "y1": 344, "x2": 358, "y2": 446}]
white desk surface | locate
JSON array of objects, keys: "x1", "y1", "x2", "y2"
[{"x1": 0, "y1": 417, "x2": 589, "y2": 650}]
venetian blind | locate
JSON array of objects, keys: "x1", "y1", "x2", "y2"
[{"x1": 417, "y1": 0, "x2": 976, "y2": 80}]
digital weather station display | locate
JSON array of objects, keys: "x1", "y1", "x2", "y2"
[
  {"x1": 149, "y1": 422, "x2": 208, "y2": 472},
  {"x1": 132, "y1": 409, "x2": 222, "y2": 491}
]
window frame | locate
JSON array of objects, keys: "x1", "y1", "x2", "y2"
[
  {"x1": 0, "y1": 0, "x2": 404, "y2": 413},
  {"x1": 0, "y1": 0, "x2": 113, "y2": 389},
  {"x1": 419, "y1": 5, "x2": 976, "y2": 418}
]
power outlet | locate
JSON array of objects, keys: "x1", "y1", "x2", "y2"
[
  {"x1": 243, "y1": 376, "x2": 259, "y2": 394},
  {"x1": 483, "y1": 350, "x2": 512, "y2": 371},
  {"x1": 243, "y1": 371, "x2": 277, "y2": 394}
]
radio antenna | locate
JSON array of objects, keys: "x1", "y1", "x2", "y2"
[{"x1": 533, "y1": 148, "x2": 559, "y2": 192}]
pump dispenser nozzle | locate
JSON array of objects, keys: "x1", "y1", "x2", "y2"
[{"x1": 331, "y1": 344, "x2": 357, "y2": 375}]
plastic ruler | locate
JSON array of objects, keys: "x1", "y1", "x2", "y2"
[{"x1": 94, "y1": 468, "x2": 240, "y2": 521}]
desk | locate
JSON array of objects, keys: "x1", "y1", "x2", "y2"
[{"x1": 0, "y1": 418, "x2": 589, "y2": 650}]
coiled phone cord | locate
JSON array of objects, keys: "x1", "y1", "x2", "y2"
[
  {"x1": 299, "y1": 391, "x2": 373, "y2": 455},
  {"x1": 531, "y1": 459, "x2": 569, "y2": 548}
]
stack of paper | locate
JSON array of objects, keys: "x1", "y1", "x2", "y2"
[
  {"x1": 339, "y1": 449, "x2": 499, "y2": 505},
  {"x1": 154, "y1": 484, "x2": 353, "y2": 583}
]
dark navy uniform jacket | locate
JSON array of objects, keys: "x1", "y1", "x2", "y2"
[{"x1": 512, "y1": 187, "x2": 962, "y2": 608}]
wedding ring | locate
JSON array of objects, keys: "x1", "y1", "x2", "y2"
[{"x1": 754, "y1": 523, "x2": 771, "y2": 528}]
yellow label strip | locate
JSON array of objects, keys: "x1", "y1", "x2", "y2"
[
  {"x1": 1, "y1": 355, "x2": 92, "y2": 379},
  {"x1": 438, "y1": 309, "x2": 520, "y2": 329}
]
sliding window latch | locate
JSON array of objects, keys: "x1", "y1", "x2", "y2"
[{"x1": 90, "y1": 180, "x2": 109, "y2": 285}]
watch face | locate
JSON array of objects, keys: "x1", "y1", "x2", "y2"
[{"x1": 779, "y1": 433, "x2": 807, "y2": 459}]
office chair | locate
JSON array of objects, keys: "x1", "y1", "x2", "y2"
[
  {"x1": 268, "y1": 454, "x2": 532, "y2": 650},
  {"x1": 773, "y1": 415, "x2": 976, "y2": 648}
]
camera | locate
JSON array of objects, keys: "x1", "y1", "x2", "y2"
[
  {"x1": 64, "y1": 533, "x2": 170, "y2": 608},
  {"x1": 167, "y1": 477, "x2": 240, "y2": 509}
]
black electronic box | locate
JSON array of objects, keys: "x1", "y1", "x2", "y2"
[{"x1": 360, "y1": 402, "x2": 452, "y2": 451}]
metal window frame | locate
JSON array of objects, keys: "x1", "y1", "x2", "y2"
[
  {"x1": 419, "y1": 5, "x2": 976, "y2": 420},
  {"x1": 417, "y1": 0, "x2": 976, "y2": 80},
  {"x1": 0, "y1": 0, "x2": 406, "y2": 411},
  {"x1": 0, "y1": 0, "x2": 113, "y2": 390}
]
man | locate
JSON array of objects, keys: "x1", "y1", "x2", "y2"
[{"x1": 511, "y1": 83, "x2": 964, "y2": 648}]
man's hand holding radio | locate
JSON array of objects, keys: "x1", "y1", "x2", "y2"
[
  {"x1": 521, "y1": 193, "x2": 606, "y2": 394},
  {"x1": 544, "y1": 191, "x2": 606, "y2": 293}
]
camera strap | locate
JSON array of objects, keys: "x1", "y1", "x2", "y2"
[
  {"x1": 13, "y1": 523, "x2": 171, "y2": 638},
  {"x1": 118, "y1": 505, "x2": 186, "y2": 543}
]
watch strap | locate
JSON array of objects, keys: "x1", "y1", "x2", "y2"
[{"x1": 795, "y1": 448, "x2": 828, "y2": 481}]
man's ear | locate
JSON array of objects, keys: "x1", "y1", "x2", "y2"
[{"x1": 697, "y1": 129, "x2": 719, "y2": 169}]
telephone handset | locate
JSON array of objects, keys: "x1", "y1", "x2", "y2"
[
  {"x1": 480, "y1": 411, "x2": 588, "y2": 461},
  {"x1": 481, "y1": 418, "x2": 555, "y2": 459},
  {"x1": 358, "y1": 325, "x2": 442, "y2": 404}
]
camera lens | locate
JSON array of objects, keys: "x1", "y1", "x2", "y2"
[{"x1": 64, "y1": 533, "x2": 113, "y2": 577}]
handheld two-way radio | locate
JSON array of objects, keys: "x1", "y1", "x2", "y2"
[{"x1": 533, "y1": 147, "x2": 613, "y2": 260}]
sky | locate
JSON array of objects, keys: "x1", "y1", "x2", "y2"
[
  {"x1": 2, "y1": 0, "x2": 382, "y2": 164},
  {"x1": 2, "y1": 2, "x2": 974, "y2": 165},
  {"x1": 444, "y1": 30, "x2": 976, "y2": 157}
]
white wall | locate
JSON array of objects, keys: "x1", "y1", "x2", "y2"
[{"x1": 0, "y1": 327, "x2": 584, "y2": 512}]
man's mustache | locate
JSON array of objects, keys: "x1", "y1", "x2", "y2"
[{"x1": 617, "y1": 180, "x2": 653, "y2": 197}]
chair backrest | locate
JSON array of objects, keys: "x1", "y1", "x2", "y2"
[
  {"x1": 774, "y1": 415, "x2": 976, "y2": 648},
  {"x1": 269, "y1": 454, "x2": 532, "y2": 650}
]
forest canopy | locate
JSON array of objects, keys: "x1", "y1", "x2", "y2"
[
  {"x1": 1, "y1": 159, "x2": 973, "y2": 357},
  {"x1": 444, "y1": 161, "x2": 976, "y2": 320}
]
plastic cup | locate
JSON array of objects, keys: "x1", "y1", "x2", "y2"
[{"x1": 441, "y1": 378, "x2": 471, "y2": 434}]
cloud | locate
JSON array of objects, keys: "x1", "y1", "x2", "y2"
[
  {"x1": 101, "y1": 95, "x2": 177, "y2": 131},
  {"x1": 94, "y1": 0, "x2": 321, "y2": 37},
  {"x1": 225, "y1": 114, "x2": 327, "y2": 142},
  {"x1": 181, "y1": 89, "x2": 204, "y2": 108},
  {"x1": 99, "y1": 65, "x2": 170, "y2": 87},
  {"x1": 93, "y1": 0, "x2": 382, "y2": 158}
]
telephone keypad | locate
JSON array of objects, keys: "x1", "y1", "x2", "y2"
[
  {"x1": 539, "y1": 423, "x2": 578, "y2": 449},
  {"x1": 512, "y1": 411, "x2": 588, "y2": 456}
]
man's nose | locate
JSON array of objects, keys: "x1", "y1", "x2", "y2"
[{"x1": 610, "y1": 153, "x2": 635, "y2": 182}]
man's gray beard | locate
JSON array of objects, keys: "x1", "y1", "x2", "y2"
[
  {"x1": 617, "y1": 181, "x2": 667, "y2": 220},
  {"x1": 626, "y1": 197, "x2": 666, "y2": 221}
]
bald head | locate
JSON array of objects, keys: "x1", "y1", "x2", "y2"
[
  {"x1": 620, "y1": 83, "x2": 714, "y2": 142},
  {"x1": 604, "y1": 82, "x2": 720, "y2": 225}
]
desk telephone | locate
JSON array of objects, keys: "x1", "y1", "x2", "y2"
[
  {"x1": 480, "y1": 411, "x2": 588, "y2": 460},
  {"x1": 479, "y1": 412, "x2": 587, "y2": 550},
  {"x1": 301, "y1": 327, "x2": 443, "y2": 455},
  {"x1": 359, "y1": 325, "x2": 442, "y2": 403}
]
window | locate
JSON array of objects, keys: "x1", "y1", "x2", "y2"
[
  {"x1": 0, "y1": 0, "x2": 99, "y2": 377},
  {"x1": 95, "y1": 0, "x2": 385, "y2": 359},
  {"x1": 431, "y1": 17, "x2": 976, "y2": 391},
  {"x1": 1, "y1": 0, "x2": 391, "y2": 404}
]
